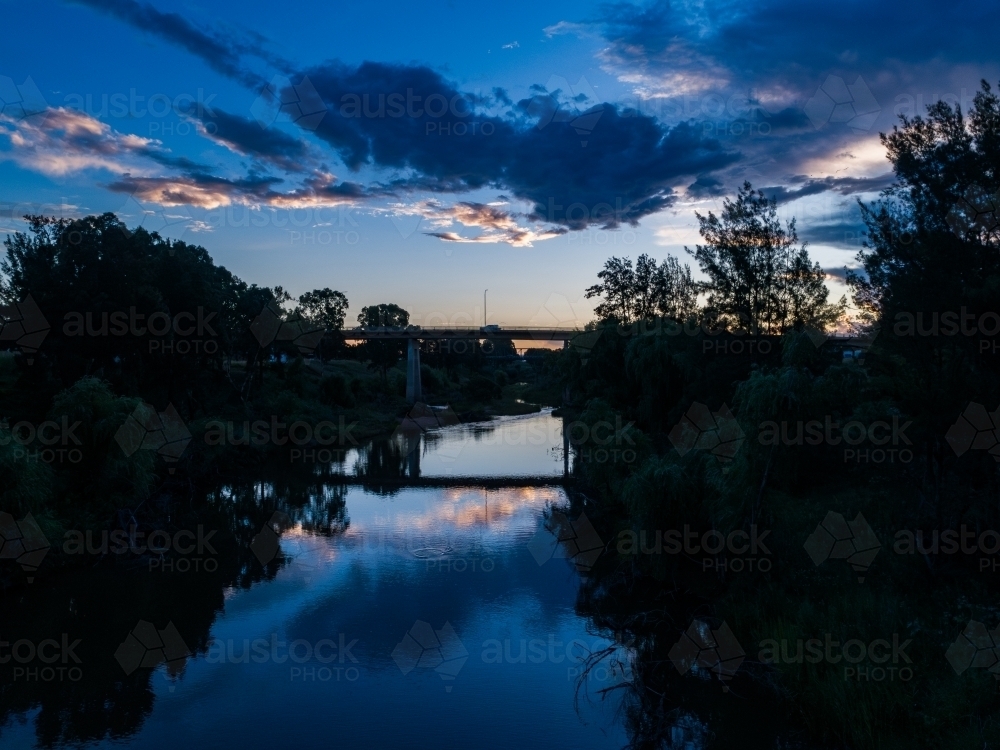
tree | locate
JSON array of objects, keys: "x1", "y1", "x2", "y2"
[
  {"x1": 585, "y1": 256, "x2": 636, "y2": 323},
  {"x1": 849, "y1": 80, "x2": 1000, "y2": 328},
  {"x1": 357, "y1": 303, "x2": 410, "y2": 383},
  {"x1": 296, "y1": 288, "x2": 348, "y2": 330},
  {"x1": 653, "y1": 255, "x2": 698, "y2": 321},
  {"x1": 847, "y1": 79, "x2": 1000, "y2": 432},
  {"x1": 295, "y1": 288, "x2": 348, "y2": 361},
  {"x1": 586, "y1": 254, "x2": 698, "y2": 325},
  {"x1": 688, "y1": 182, "x2": 843, "y2": 335}
]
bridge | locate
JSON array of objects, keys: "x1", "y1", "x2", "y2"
[
  {"x1": 337, "y1": 326, "x2": 873, "y2": 403},
  {"x1": 340, "y1": 326, "x2": 585, "y2": 403},
  {"x1": 340, "y1": 326, "x2": 580, "y2": 342},
  {"x1": 323, "y1": 475, "x2": 571, "y2": 489}
]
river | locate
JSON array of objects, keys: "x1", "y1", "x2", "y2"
[{"x1": 0, "y1": 410, "x2": 631, "y2": 749}]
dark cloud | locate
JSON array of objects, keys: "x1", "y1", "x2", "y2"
[
  {"x1": 186, "y1": 108, "x2": 313, "y2": 172},
  {"x1": 590, "y1": 0, "x2": 998, "y2": 89},
  {"x1": 70, "y1": 3, "x2": 744, "y2": 231},
  {"x1": 551, "y1": 0, "x2": 1000, "y2": 204},
  {"x1": 70, "y1": 0, "x2": 269, "y2": 87},
  {"x1": 760, "y1": 173, "x2": 895, "y2": 204},
  {"x1": 298, "y1": 62, "x2": 740, "y2": 229},
  {"x1": 687, "y1": 174, "x2": 725, "y2": 197},
  {"x1": 799, "y1": 223, "x2": 869, "y2": 249}
]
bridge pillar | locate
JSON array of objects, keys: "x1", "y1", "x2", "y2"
[{"x1": 406, "y1": 338, "x2": 422, "y2": 403}]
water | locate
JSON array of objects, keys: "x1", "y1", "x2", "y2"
[{"x1": 0, "y1": 410, "x2": 629, "y2": 749}]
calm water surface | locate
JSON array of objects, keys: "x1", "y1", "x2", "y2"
[{"x1": 1, "y1": 411, "x2": 630, "y2": 749}]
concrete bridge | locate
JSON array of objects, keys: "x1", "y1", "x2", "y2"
[
  {"x1": 340, "y1": 326, "x2": 584, "y2": 403},
  {"x1": 324, "y1": 475, "x2": 571, "y2": 489},
  {"x1": 339, "y1": 325, "x2": 873, "y2": 403}
]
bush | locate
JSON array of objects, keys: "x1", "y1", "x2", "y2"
[
  {"x1": 420, "y1": 364, "x2": 441, "y2": 392},
  {"x1": 463, "y1": 374, "x2": 502, "y2": 402},
  {"x1": 319, "y1": 374, "x2": 353, "y2": 407}
]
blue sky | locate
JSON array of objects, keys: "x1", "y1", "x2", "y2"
[{"x1": 1, "y1": 0, "x2": 998, "y2": 326}]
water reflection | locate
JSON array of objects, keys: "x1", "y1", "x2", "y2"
[
  {"x1": 348, "y1": 408, "x2": 571, "y2": 484},
  {"x1": 0, "y1": 411, "x2": 629, "y2": 750}
]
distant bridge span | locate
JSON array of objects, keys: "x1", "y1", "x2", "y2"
[
  {"x1": 340, "y1": 326, "x2": 581, "y2": 342},
  {"x1": 336, "y1": 326, "x2": 871, "y2": 403},
  {"x1": 339, "y1": 326, "x2": 587, "y2": 403}
]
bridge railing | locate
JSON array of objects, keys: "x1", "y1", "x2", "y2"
[{"x1": 341, "y1": 326, "x2": 584, "y2": 339}]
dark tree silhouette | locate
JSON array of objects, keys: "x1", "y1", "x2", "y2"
[{"x1": 688, "y1": 182, "x2": 843, "y2": 335}]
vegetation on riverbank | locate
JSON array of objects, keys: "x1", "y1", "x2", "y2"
[
  {"x1": 555, "y1": 82, "x2": 1000, "y2": 748},
  {"x1": 0, "y1": 215, "x2": 554, "y2": 585}
]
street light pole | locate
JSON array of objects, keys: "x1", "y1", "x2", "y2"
[{"x1": 484, "y1": 289, "x2": 488, "y2": 326}]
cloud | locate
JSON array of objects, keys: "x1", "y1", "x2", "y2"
[
  {"x1": 687, "y1": 174, "x2": 725, "y2": 197},
  {"x1": 418, "y1": 201, "x2": 567, "y2": 247},
  {"x1": 69, "y1": 0, "x2": 273, "y2": 87},
  {"x1": 106, "y1": 170, "x2": 368, "y2": 210},
  {"x1": 71, "y1": 3, "x2": 744, "y2": 232},
  {"x1": 589, "y1": 0, "x2": 998, "y2": 98},
  {"x1": 536, "y1": 0, "x2": 999, "y2": 205},
  {"x1": 299, "y1": 61, "x2": 740, "y2": 229},
  {"x1": 759, "y1": 173, "x2": 895, "y2": 204},
  {"x1": 0, "y1": 107, "x2": 207, "y2": 175},
  {"x1": 800, "y1": 222, "x2": 868, "y2": 249},
  {"x1": 186, "y1": 107, "x2": 314, "y2": 172},
  {"x1": 543, "y1": 21, "x2": 594, "y2": 39},
  {"x1": 0, "y1": 104, "x2": 374, "y2": 212},
  {"x1": 822, "y1": 266, "x2": 865, "y2": 282}
]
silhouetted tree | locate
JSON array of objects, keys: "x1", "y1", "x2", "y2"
[
  {"x1": 357, "y1": 303, "x2": 410, "y2": 383},
  {"x1": 688, "y1": 182, "x2": 844, "y2": 335},
  {"x1": 295, "y1": 288, "x2": 348, "y2": 361},
  {"x1": 586, "y1": 253, "x2": 697, "y2": 324},
  {"x1": 296, "y1": 288, "x2": 348, "y2": 330}
]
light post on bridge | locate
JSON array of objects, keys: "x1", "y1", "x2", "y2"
[{"x1": 484, "y1": 289, "x2": 488, "y2": 326}]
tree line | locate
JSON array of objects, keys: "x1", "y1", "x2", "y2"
[{"x1": 586, "y1": 182, "x2": 844, "y2": 335}]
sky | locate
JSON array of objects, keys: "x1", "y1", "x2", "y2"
[{"x1": 1, "y1": 0, "x2": 998, "y2": 328}]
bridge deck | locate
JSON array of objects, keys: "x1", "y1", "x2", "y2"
[
  {"x1": 341, "y1": 327, "x2": 581, "y2": 340},
  {"x1": 339, "y1": 327, "x2": 871, "y2": 345},
  {"x1": 326, "y1": 475, "x2": 571, "y2": 488}
]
